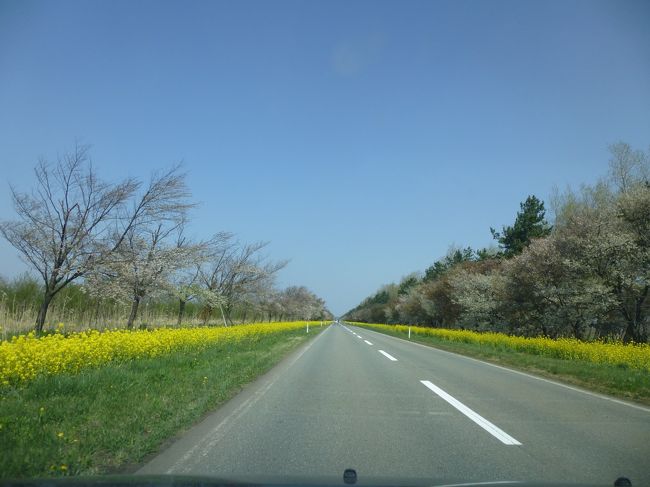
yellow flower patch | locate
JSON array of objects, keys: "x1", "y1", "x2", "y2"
[
  {"x1": 352, "y1": 323, "x2": 650, "y2": 372},
  {"x1": 0, "y1": 322, "x2": 318, "y2": 386}
]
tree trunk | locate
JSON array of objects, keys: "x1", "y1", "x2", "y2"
[
  {"x1": 224, "y1": 303, "x2": 233, "y2": 326},
  {"x1": 177, "y1": 298, "x2": 186, "y2": 327},
  {"x1": 126, "y1": 297, "x2": 141, "y2": 329},
  {"x1": 622, "y1": 320, "x2": 637, "y2": 344},
  {"x1": 35, "y1": 291, "x2": 54, "y2": 334},
  {"x1": 635, "y1": 287, "x2": 648, "y2": 342},
  {"x1": 94, "y1": 299, "x2": 101, "y2": 327},
  {"x1": 572, "y1": 320, "x2": 583, "y2": 340},
  {"x1": 218, "y1": 303, "x2": 228, "y2": 327},
  {"x1": 201, "y1": 305, "x2": 212, "y2": 325}
]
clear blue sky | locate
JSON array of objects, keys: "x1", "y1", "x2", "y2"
[{"x1": 1, "y1": 0, "x2": 649, "y2": 316}]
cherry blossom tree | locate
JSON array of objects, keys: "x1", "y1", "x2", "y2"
[
  {"x1": 1, "y1": 145, "x2": 140, "y2": 332},
  {"x1": 199, "y1": 236, "x2": 287, "y2": 325},
  {"x1": 0, "y1": 144, "x2": 195, "y2": 332}
]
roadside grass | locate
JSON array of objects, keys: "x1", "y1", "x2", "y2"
[
  {"x1": 354, "y1": 325, "x2": 650, "y2": 406},
  {"x1": 1, "y1": 322, "x2": 324, "y2": 387},
  {"x1": 0, "y1": 327, "x2": 320, "y2": 478}
]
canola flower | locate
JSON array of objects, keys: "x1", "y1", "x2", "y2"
[
  {"x1": 352, "y1": 323, "x2": 650, "y2": 372},
  {"x1": 0, "y1": 321, "x2": 320, "y2": 387}
]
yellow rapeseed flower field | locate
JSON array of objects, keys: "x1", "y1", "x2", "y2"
[
  {"x1": 352, "y1": 323, "x2": 650, "y2": 372},
  {"x1": 0, "y1": 321, "x2": 320, "y2": 387}
]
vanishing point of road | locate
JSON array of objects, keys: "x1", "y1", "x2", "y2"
[{"x1": 138, "y1": 323, "x2": 650, "y2": 485}]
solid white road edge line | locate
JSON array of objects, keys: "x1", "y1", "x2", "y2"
[
  {"x1": 364, "y1": 340, "x2": 373, "y2": 345},
  {"x1": 420, "y1": 380, "x2": 521, "y2": 446},
  {"x1": 378, "y1": 350, "x2": 398, "y2": 361}
]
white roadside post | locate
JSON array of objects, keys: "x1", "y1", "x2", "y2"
[
  {"x1": 307, "y1": 322, "x2": 309, "y2": 333},
  {"x1": 408, "y1": 326, "x2": 411, "y2": 339}
]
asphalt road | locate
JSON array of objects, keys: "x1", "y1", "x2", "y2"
[{"x1": 138, "y1": 323, "x2": 650, "y2": 485}]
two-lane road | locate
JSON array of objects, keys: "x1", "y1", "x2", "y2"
[{"x1": 139, "y1": 324, "x2": 650, "y2": 485}]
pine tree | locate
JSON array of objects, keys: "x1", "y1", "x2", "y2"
[{"x1": 491, "y1": 195, "x2": 552, "y2": 257}]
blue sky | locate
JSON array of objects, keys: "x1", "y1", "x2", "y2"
[{"x1": 1, "y1": 0, "x2": 649, "y2": 316}]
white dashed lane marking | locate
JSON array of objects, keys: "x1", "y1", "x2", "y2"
[
  {"x1": 420, "y1": 380, "x2": 521, "y2": 446},
  {"x1": 378, "y1": 350, "x2": 398, "y2": 362}
]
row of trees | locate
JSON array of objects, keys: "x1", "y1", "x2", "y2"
[
  {"x1": 0, "y1": 272, "x2": 329, "y2": 332},
  {"x1": 345, "y1": 142, "x2": 649, "y2": 343},
  {"x1": 1, "y1": 144, "x2": 331, "y2": 332}
]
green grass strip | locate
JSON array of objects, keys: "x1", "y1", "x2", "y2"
[
  {"x1": 0, "y1": 322, "x2": 317, "y2": 387},
  {"x1": 0, "y1": 327, "x2": 322, "y2": 478},
  {"x1": 353, "y1": 323, "x2": 650, "y2": 406}
]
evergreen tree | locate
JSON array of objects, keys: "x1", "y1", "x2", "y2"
[
  {"x1": 423, "y1": 246, "x2": 475, "y2": 281},
  {"x1": 491, "y1": 195, "x2": 552, "y2": 257}
]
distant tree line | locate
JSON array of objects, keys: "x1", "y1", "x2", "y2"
[
  {"x1": 344, "y1": 142, "x2": 649, "y2": 343},
  {"x1": 0, "y1": 273, "x2": 330, "y2": 333},
  {"x1": 0, "y1": 144, "x2": 331, "y2": 333}
]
